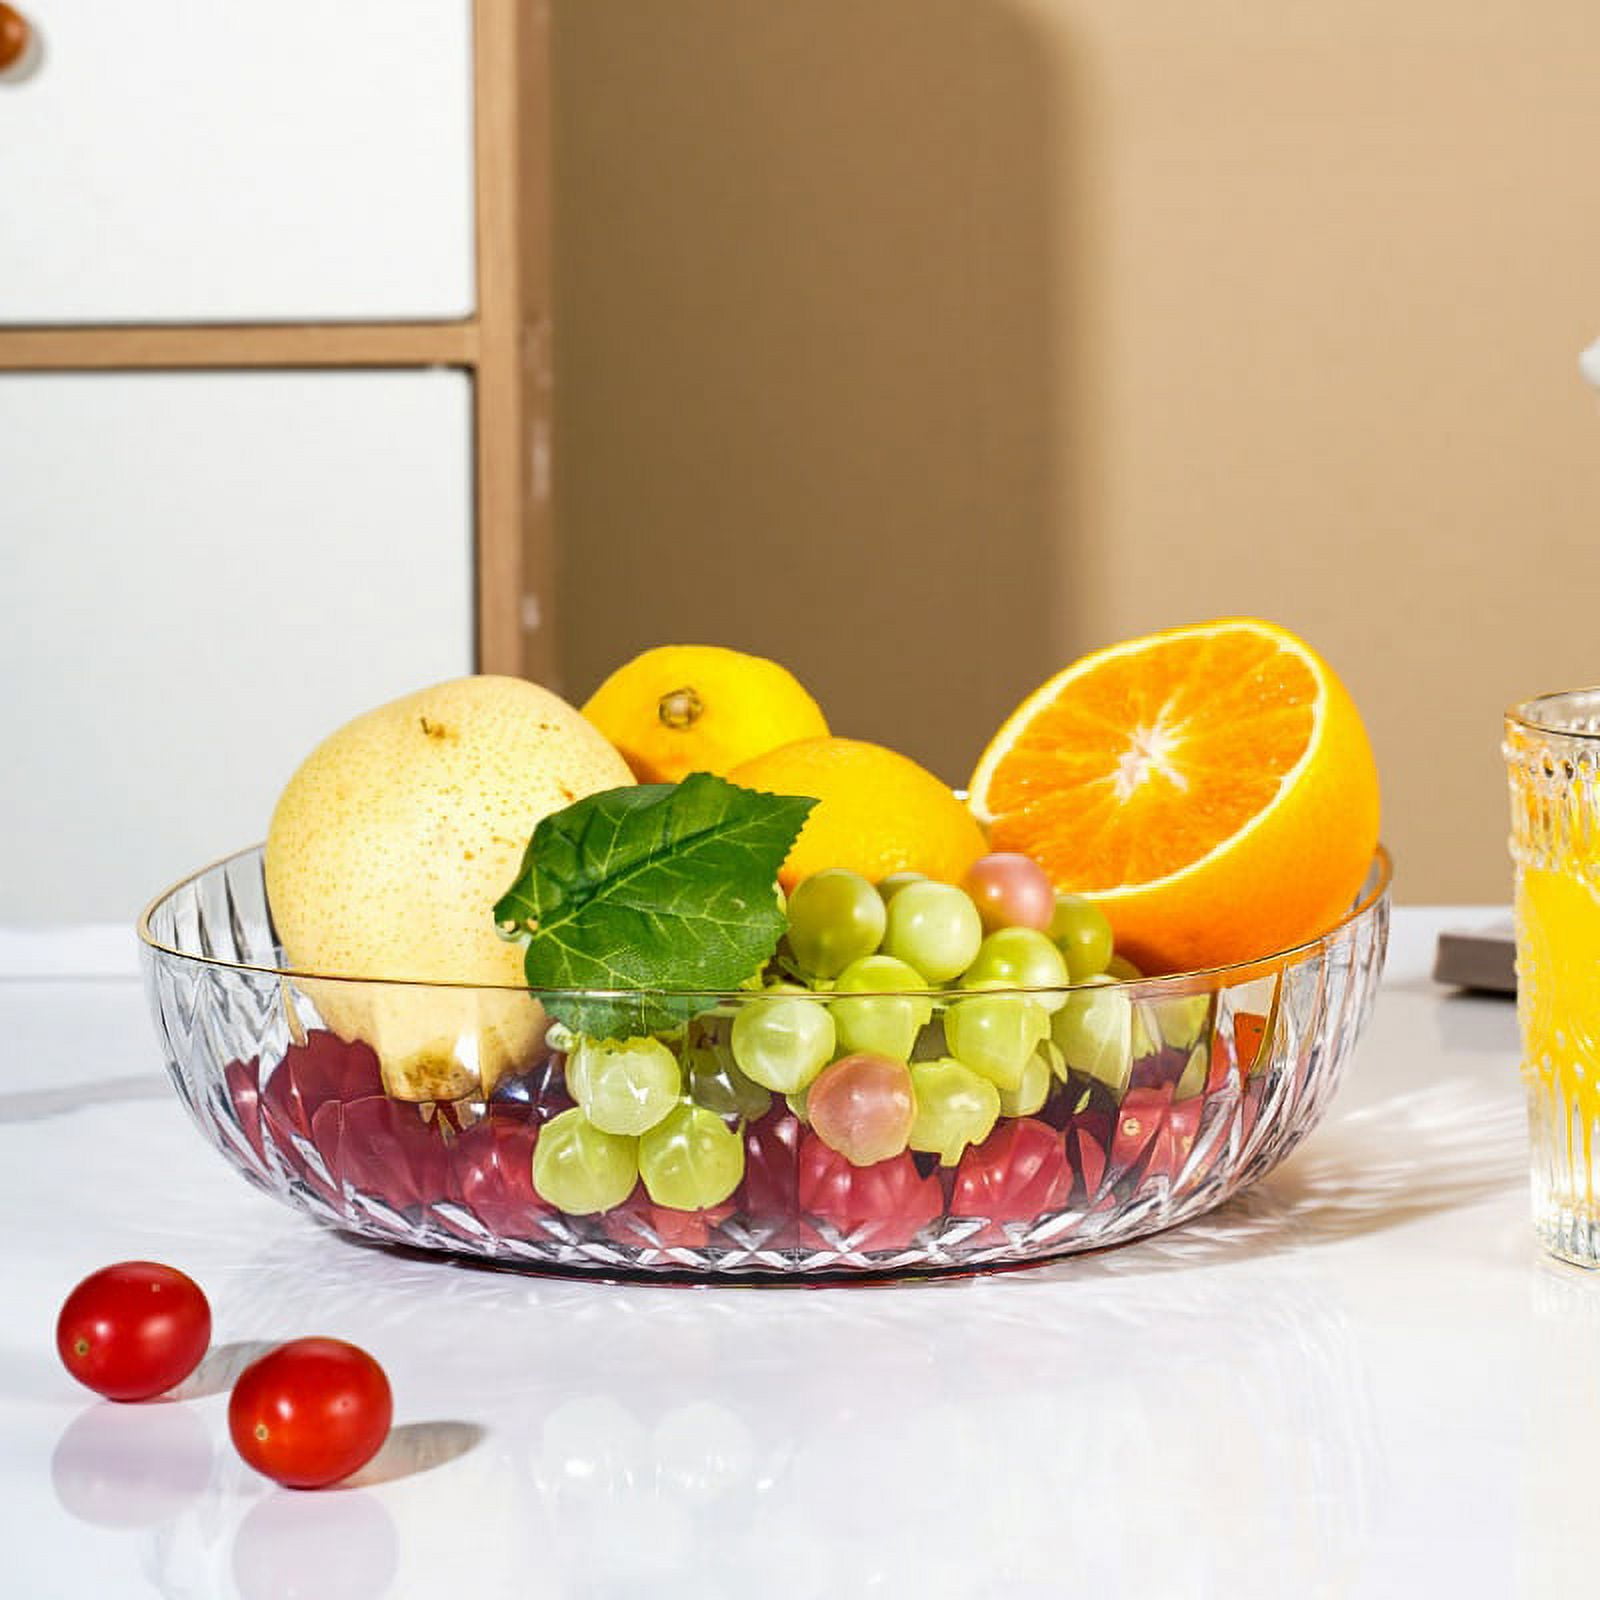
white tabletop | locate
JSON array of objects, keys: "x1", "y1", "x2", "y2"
[{"x1": 1, "y1": 909, "x2": 1583, "y2": 1599}]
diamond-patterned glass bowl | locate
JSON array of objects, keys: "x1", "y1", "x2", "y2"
[{"x1": 138, "y1": 846, "x2": 1390, "y2": 1280}]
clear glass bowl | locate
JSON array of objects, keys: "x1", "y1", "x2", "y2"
[{"x1": 138, "y1": 846, "x2": 1391, "y2": 1281}]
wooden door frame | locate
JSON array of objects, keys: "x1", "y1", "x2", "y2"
[{"x1": 0, "y1": 0, "x2": 551, "y2": 683}]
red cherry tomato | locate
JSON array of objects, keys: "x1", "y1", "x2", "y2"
[
  {"x1": 56, "y1": 1261, "x2": 211, "y2": 1402},
  {"x1": 228, "y1": 1338, "x2": 393, "y2": 1489}
]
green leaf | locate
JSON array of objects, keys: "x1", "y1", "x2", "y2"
[{"x1": 493, "y1": 773, "x2": 815, "y2": 1039}]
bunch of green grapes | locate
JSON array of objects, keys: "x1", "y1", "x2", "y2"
[
  {"x1": 745, "y1": 855, "x2": 1127, "y2": 1173},
  {"x1": 528, "y1": 851, "x2": 1155, "y2": 1216},
  {"x1": 531, "y1": 1035, "x2": 746, "y2": 1215}
]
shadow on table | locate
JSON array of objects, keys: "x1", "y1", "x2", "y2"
[
  {"x1": 0, "y1": 1074, "x2": 170, "y2": 1123},
  {"x1": 1027, "y1": 1079, "x2": 1525, "y2": 1283},
  {"x1": 167, "y1": 1339, "x2": 280, "y2": 1401},
  {"x1": 345, "y1": 1419, "x2": 485, "y2": 1487}
]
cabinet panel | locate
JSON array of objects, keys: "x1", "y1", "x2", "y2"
[
  {"x1": 0, "y1": 1, "x2": 475, "y2": 323},
  {"x1": 0, "y1": 370, "x2": 474, "y2": 923}
]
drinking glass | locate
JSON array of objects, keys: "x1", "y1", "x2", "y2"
[{"x1": 1506, "y1": 689, "x2": 1600, "y2": 1266}]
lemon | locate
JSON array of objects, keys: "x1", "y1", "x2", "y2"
[
  {"x1": 728, "y1": 736, "x2": 988, "y2": 891},
  {"x1": 582, "y1": 644, "x2": 828, "y2": 784}
]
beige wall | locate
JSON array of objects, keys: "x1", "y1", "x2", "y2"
[{"x1": 550, "y1": 1, "x2": 1600, "y2": 904}]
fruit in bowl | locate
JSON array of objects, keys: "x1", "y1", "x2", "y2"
[
  {"x1": 967, "y1": 618, "x2": 1381, "y2": 974},
  {"x1": 264, "y1": 675, "x2": 633, "y2": 1100},
  {"x1": 139, "y1": 626, "x2": 1390, "y2": 1279}
]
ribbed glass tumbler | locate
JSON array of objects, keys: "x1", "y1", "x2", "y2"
[{"x1": 1506, "y1": 689, "x2": 1600, "y2": 1267}]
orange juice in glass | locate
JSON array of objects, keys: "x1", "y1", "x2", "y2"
[{"x1": 1506, "y1": 689, "x2": 1600, "y2": 1266}]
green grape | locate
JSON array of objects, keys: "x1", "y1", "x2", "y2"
[
  {"x1": 881, "y1": 880, "x2": 984, "y2": 983},
  {"x1": 1143, "y1": 992, "x2": 1212, "y2": 1051},
  {"x1": 729, "y1": 992, "x2": 836, "y2": 1094},
  {"x1": 877, "y1": 871, "x2": 928, "y2": 903},
  {"x1": 1051, "y1": 979, "x2": 1133, "y2": 1093},
  {"x1": 1175, "y1": 1041, "x2": 1209, "y2": 1099},
  {"x1": 638, "y1": 1102, "x2": 745, "y2": 1210},
  {"x1": 1040, "y1": 1036, "x2": 1069, "y2": 1083},
  {"x1": 531, "y1": 1107, "x2": 639, "y2": 1214},
  {"x1": 944, "y1": 993, "x2": 1050, "y2": 1091},
  {"x1": 1130, "y1": 1003, "x2": 1158, "y2": 1061},
  {"x1": 1105, "y1": 953, "x2": 1144, "y2": 981},
  {"x1": 961, "y1": 927, "x2": 1071, "y2": 1012},
  {"x1": 567, "y1": 1035, "x2": 682, "y2": 1136},
  {"x1": 831, "y1": 954, "x2": 934, "y2": 1060},
  {"x1": 909, "y1": 1058, "x2": 1001, "y2": 1167},
  {"x1": 785, "y1": 869, "x2": 888, "y2": 979},
  {"x1": 1048, "y1": 893, "x2": 1116, "y2": 982},
  {"x1": 998, "y1": 1047, "x2": 1054, "y2": 1117},
  {"x1": 684, "y1": 1040, "x2": 773, "y2": 1121}
]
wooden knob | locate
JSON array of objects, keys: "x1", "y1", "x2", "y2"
[{"x1": 0, "y1": 5, "x2": 29, "y2": 72}]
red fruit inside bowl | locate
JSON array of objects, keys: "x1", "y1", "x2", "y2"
[
  {"x1": 1207, "y1": 1008, "x2": 1270, "y2": 1094},
  {"x1": 725, "y1": 1110, "x2": 804, "y2": 1251},
  {"x1": 950, "y1": 1118, "x2": 1072, "y2": 1242},
  {"x1": 650, "y1": 1202, "x2": 736, "y2": 1249},
  {"x1": 259, "y1": 1032, "x2": 383, "y2": 1156},
  {"x1": 1128, "y1": 1044, "x2": 1190, "y2": 1096},
  {"x1": 449, "y1": 1112, "x2": 551, "y2": 1240},
  {"x1": 1138, "y1": 1094, "x2": 1205, "y2": 1189},
  {"x1": 742, "y1": 1111, "x2": 802, "y2": 1213},
  {"x1": 605, "y1": 1185, "x2": 736, "y2": 1252},
  {"x1": 254, "y1": 1033, "x2": 379, "y2": 1203},
  {"x1": 1108, "y1": 1084, "x2": 1175, "y2": 1179},
  {"x1": 1235, "y1": 1010, "x2": 1270, "y2": 1072},
  {"x1": 1063, "y1": 1105, "x2": 1112, "y2": 1203},
  {"x1": 309, "y1": 1095, "x2": 456, "y2": 1215},
  {"x1": 1102, "y1": 1084, "x2": 1213, "y2": 1198},
  {"x1": 796, "y1": 1132, "x2": 942, "y2": 1252}
]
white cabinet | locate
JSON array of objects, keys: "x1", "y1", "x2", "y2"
[
  {"x1": 0, "y1": 0, "x2": 475, "y2": 323},
  {"x1": 0, "y1": 369, "x2": 475, "y2": 925},
  {"x1": 0, "y1": 1, "x2": 549, "y2": 927}
]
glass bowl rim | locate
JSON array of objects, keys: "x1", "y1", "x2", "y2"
[
  {"x1": 1506, "y1": 688, "x2": 1600, "y2": 742},
  {"x1": 136, "y1": 842, "x2": 1393, "y2": 1000}
]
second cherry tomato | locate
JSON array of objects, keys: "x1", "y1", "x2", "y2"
[
  {"x1": 228, "y1": 1338, "x2": 393, "y2": 1489},
  {"x1": 56, "y1": 1261, "x2": 211, "y2": 1402}
]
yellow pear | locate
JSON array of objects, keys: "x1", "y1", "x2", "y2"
[{"x1": 265, "y1": 675, "x2": 634, "y2": 1100}]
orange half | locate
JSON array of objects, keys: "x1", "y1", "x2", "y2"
[{"x1": 967, "y1": 619, "x2": 1381, "y2": 973}]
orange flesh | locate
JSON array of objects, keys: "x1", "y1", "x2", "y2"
[{"x1": 984, "y1": 632, "x2": 1318, "y2": 890}]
